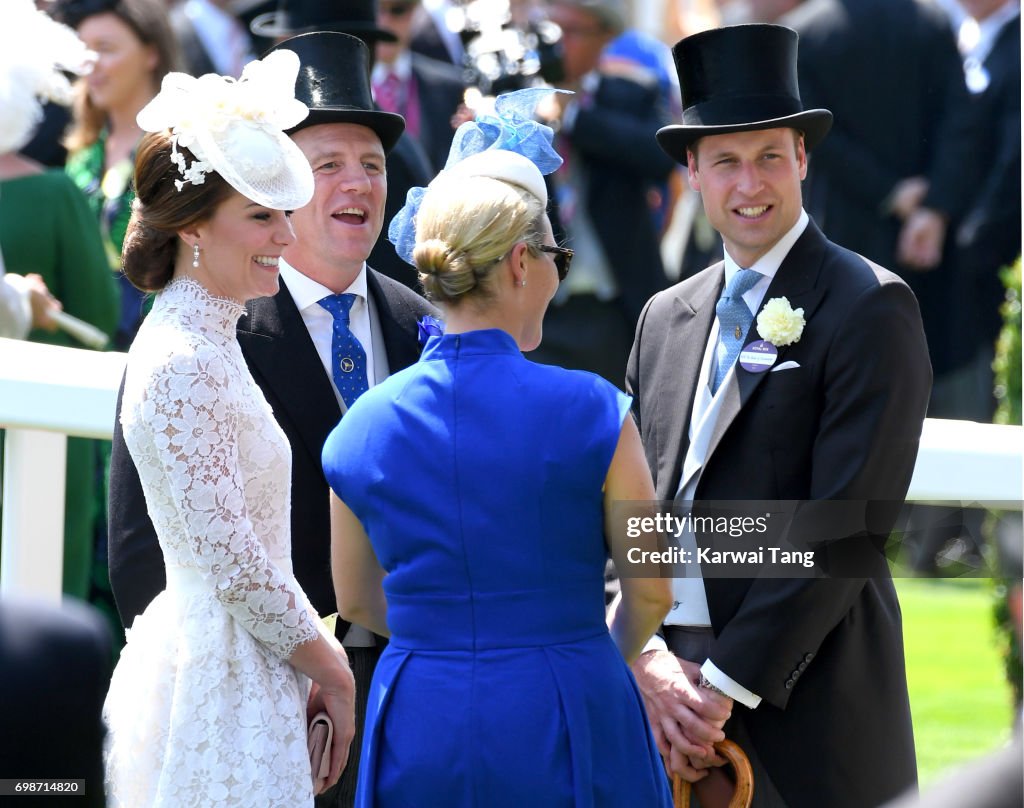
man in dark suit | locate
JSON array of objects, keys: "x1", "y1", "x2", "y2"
[
  {"x1": 373, "y1": 0, "x2": 467, "y2": 175},
  {"x1": 108, "y1": 32, "x2": 437, "y2": 808},
  {"x1": 625, "y1": 25, "x2": 931, "y2": 808},
  {"x1": 950, "y1": 0, "x2": 1021, "y2": 419}
]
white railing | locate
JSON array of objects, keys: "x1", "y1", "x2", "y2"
[
  {"x1": 0, "y1": 339, "x2": 128, "y2": 602},
  {"x1": 2, "y1": 338, "x2": 1023, "y2": 603}
]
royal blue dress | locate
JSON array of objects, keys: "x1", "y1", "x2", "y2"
[{"x1": 322, "y1": 328, "x2": 672, "y2": 808}]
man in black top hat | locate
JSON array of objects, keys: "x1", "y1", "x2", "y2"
[
  {"x1": 249, "y1": 0, "x2": 436, "y2": 292},
  {"x1": 107, "y1": 31, "x2": 438, "y2": 808},
  {"x1": 624, "y1": 24, "x2": 931, "y2": 808}
]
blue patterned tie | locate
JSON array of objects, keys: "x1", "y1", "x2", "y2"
[
  {"x1": 318, "y1": 294, "x2": 369, "y2": 408},
  {"x1": 711, "y1": 268, "x2": 762, "y2": 394}
]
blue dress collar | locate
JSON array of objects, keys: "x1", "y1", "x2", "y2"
[{"x1": 421, "y1": 328, "x2": 521, "y2": 361}]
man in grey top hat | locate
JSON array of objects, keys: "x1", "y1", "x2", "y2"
[
  {"x1": 107, "y1": 31, "x2": 438, "y2": 808},
  {"x1": 624, "y1": 24, "x2": 930, "y2": 808}
]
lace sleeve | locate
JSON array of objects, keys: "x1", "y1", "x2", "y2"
[{"x1": 138, "y1": 345, "x2": 318, "y2": 659}]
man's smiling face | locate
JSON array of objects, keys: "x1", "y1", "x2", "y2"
[
  {"x1": 687, "y1": 127, "x2": 807, "y2": 268},
  {"x1": 285, "y1": 123, "x2": 387, "y2": 286}
]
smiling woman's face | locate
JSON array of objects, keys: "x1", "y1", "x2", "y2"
[{"x1": 186, "y1": 191, "x2": 296, "y2": 304}]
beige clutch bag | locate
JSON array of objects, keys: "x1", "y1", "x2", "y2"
[{"x1": 308, "y1": 711, "x2": 334, "y2": 793}]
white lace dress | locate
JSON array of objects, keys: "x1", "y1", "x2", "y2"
[{"x1": 104, "y1": 278, "x2": 321, "y2": 807}]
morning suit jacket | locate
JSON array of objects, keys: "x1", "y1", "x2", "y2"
[
  {"x1": 108, "y1": 269, "x2": 437, "y2": 633},
  {"x1": 626, "y1": 220, "x2": 931, "y2": 808},
  {"x1": 565, "y1": 73, "x2": 676, "y2": 323}
]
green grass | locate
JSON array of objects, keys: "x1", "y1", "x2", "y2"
[{"x1": 896, "y1": 577, "x2": 1017, "y2": 784}]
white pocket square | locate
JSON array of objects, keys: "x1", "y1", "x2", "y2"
[{"x1": 771, "y1": 361, "x2": 801, "y2": 372}]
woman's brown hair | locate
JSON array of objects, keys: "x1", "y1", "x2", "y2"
[{"x1": 121, "y1": 130, "x2": 233, "y2": 292}]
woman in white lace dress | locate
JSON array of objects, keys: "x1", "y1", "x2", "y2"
[{"x1": 102, "y1": 51, "x2": 355, "y2": 807}]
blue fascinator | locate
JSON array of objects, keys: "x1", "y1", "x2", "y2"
[{"x1": 388, "y1": 87, "x2": 569, "y2": 267}]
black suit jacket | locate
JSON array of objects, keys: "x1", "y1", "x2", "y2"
[
  {"x1": 108, "y1": 269, "x2": 438, "y2": 632},
  {"x1": 368, "y1": 133, "x2": 435, "y2": 291},
  {"x1": 409, "y1": 53, "x2": 466, "y2": 174},
  {"x1": 627, "y1": 221, "x2": 931, "y2": 808}
]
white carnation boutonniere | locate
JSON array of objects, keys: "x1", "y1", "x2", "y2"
[{"x1": 756, "y1": 296, "x2": 805, "y2": 347}]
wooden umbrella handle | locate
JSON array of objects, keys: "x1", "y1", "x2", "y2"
[{"x1": 670, "y1": 739, "x2": 754, "y2": 808}]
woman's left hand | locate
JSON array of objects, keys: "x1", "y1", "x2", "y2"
[{"x1": 306, "y1": 653, "x2": 357, "y2": 794}]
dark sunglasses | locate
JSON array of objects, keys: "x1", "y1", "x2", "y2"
[
  {"x1": 379, "y1": 2, "x2": 416, "y2": 17},
  {"x1": 537, "y1": 244, "x2": 574, "y2": 281}
]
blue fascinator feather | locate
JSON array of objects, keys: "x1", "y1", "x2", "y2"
[{"x1": 388, "y1": 87, "x2": 569, "y2": 267}]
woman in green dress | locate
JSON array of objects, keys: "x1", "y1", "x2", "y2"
[
  {"x1": 0, "y1": 1, "x2": 119, "y2": 600},
  {"x1": 58, "y1": 0, "x2": 178, "y2": 350}
]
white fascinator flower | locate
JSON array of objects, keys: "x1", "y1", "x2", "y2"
[{"x1": 136, "y1": 50, "x2": 314, "y2": 210}]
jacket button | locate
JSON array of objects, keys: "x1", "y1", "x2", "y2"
[
  {"x1": 792, "y1": 669, "x2": 801, "y2": 680},
  {"x1": 785, "y1": 678, "x2": 794, "y2": 689},
  {"x1": 798, "y1": 661, "x2": 808, "y2": 672},
  {"x1": 804, "y1": 653, "x2": 814, "y2": 662}
]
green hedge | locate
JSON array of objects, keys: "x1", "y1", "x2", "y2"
[
  {"x1": 993, "y1": 256, "x2": 1021, "y2": 427},
  {"x1": 991, "y1": 255, "x2": 1021, "y2": 711}
]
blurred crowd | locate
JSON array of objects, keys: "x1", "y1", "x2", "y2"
[{"x1": 0, "y1": 0, "x2": 1019, "y2": 652}]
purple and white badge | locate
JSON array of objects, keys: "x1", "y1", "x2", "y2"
[{"x1": 739, "y1": 340, "x2": 778, "y2": 373}]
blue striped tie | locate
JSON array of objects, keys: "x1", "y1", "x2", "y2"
[
  {"x1": 711, "y1": 268, "x2": 762, "y2": 394},
  {"x1": 318, "y1": 293, "x2": 369, "y2": 408}
]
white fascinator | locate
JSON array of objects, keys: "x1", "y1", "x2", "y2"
[
  {"x1": 0, "y1": 0, "x2": 93, "y2": 155},
  {"x1": 136, "y1": 50, "x2": 314, "y2": 211}
]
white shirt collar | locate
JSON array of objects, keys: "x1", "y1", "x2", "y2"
[
  {"x1": 278, "y1": 259, "x2": 368, "y2": 310},
  {"x1": 723, "y1": 209, "x2": 809, "y2": 286},
  {"x1": 372, "y1": 51, "x2": 413, "y2": 85}
]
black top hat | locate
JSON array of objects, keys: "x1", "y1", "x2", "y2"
[
  {"x1": 271, "y1": 32, "x2": 405, "y2": 152},
  {"x1": 251, "y1": 0, "x2": 398, "y2": 42},
  {"x1": 657, "y1": 24, "x2": 832, "y2": 164}
]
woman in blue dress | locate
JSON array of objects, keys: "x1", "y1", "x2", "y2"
[{"x1": 322, "y1": 103, "x2": 674, "y2": 807}]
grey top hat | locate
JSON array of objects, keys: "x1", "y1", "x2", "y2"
[
  {"x1": 657, "y1": 24, "x2": 832, "y2": 165},
  {"x1": 269, "y1": 32, "x2": 405, "y2": 152},
  {"x1": 252, "y1": 0, "x2": 398, "y2": 42}
]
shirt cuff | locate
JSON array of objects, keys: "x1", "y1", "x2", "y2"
[
  {"x1": 641, "y1": 631, "x2": 669, "y2": 655},
  {"x1": 701, "y1": 659, "x2": 761, "y2": 709}
]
